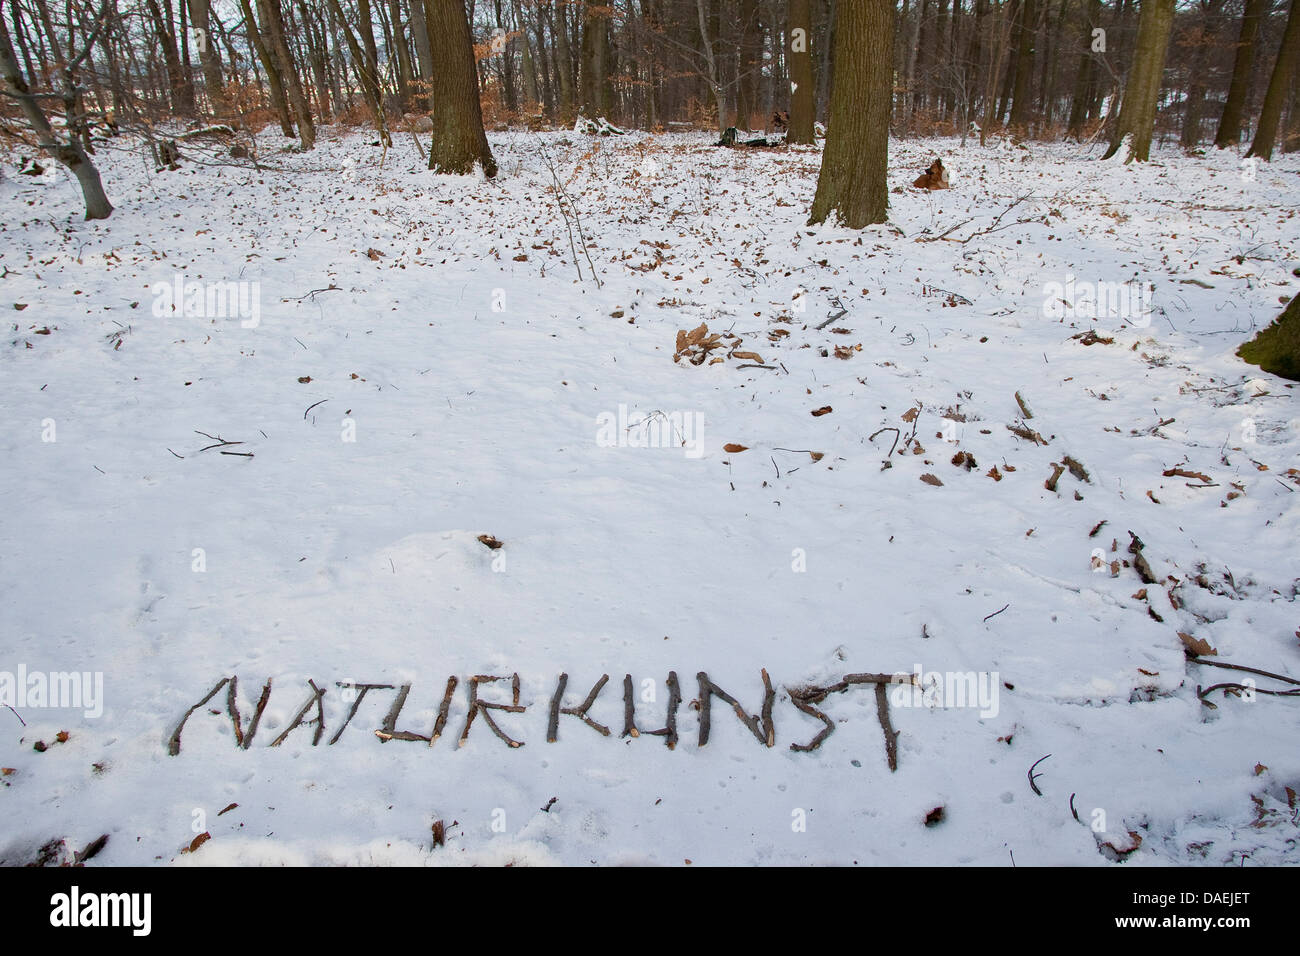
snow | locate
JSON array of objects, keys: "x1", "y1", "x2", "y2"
[{"x1": 1, "y1": 127, "x2": 1297, "y2": 866}]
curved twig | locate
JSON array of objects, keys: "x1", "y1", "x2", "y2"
[{"x1": 1028, "y1": 753, "x2": 1051, "y2": 796}]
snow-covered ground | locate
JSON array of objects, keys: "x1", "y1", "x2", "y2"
[{"x1": 1, "y1": 126, "x2": 1297, "y2": 866}]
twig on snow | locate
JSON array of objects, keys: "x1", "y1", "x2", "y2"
[{"x1": 1028, "y1": 753, "x2": 1051, "y2": 796}]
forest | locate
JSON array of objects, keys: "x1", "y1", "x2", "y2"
[
  {"x1": 2, "y1": 0, "x2": 1299, "y2": 223},
  {"x1": 1, "y1": 0, "x2": 1298, "y2": 873}
]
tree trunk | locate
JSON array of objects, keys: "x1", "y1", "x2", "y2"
[
  {"x1": 1246, "y1": 0, "x2": 1300, "y2": 160},
  {"x1": 9, "y1": 0, "x2": 38, "y2": 81},
  {"x1": 1285, "y1": 53, "x2": 1300, "y2": 152},
  {"x1": 239, "y1": 0, "x2": 295, "y2": 134},
  {"x1": 388, "y1": 0, "x2": 415, "y2": 109},
  {"x1": 1101, "y1": 0, "x2": 1175, "y2": 162},
  {"x1": 408, "y1": 0, "x2": 434, "y2": 110},
  {"x1": 580, "y1": 0, "x2": 611, "y2": 116},
  {"x1": 1039, "y1": 0, "x2": 1064, "y2": 129},
  {"x1": 980, "y1": 0, "x2": 1012, "y2": 144},
  {"x1": 1007, "y1": 0, "x2": 1034, "y2": 131},
  {"x1": 261, "y1": 0, "x2": 315, "y2": 148},
  {"x1": 0, "y1": 12, "x2": 112, "y2": 219},
  {"x1": 1214, "y1": 0, "x2": 1266, "y2": 147},
  {"x1": 426, "y1": 0, "x2": 497, "y2": 175},
  {"x1": 296, "y1": 0, "x2": 335, "y2": 120},
  {"x1": 737, "y1": 0, "x2": 760, "y2": 128},
  {"x1": 326, "y1": 0, "x2": 390, "y2": 142},
  {"x1": 1179, "y1": 0, "x2": 1222, "y2": 150},
  {"x1": 963, "y1": 0, "x2": 986, "y2": 128},
  {"x1": 903, "y1": 0, "x2": 924, "y2": 127},
  {"x1": 516, "y1": 0, "x2": 540, "y2": 107},
  {"x1": 1067, "y1": 0, "x2": 1100, "y2": 137},
  {"x1": 143, "y1": 0, "x2": 195, "y2": 115},
  {"x1": 1238, "y1": 293, "x2": 1300, "y2": 381},
  {"x1": 356, "y1": 0, "x2": 384, "y2": 113},
  {"x1": 915, "y1": 0, "x2": 934, "y2": 117},
  {"x1": 787, "y1": 0, "x2": 815, "y2": 142},
  {"x1": 552, "y1": 0, "x2": 576, "y2": 120},
  {"x1": 187, "y1": 0, "x2": 227, "y2": 115},
  {"x1": 808, "y1": 0, "x2": 893, "y2": 227},
  {"x1": 532, "y1": 1, "x2": 554, "y2": 113},
  {"x1": 695, "y1": 0, "x2": 727, "y2": 130},
  {"x1": 493, "y1": 0, "x2": 518, "y2": 112}
]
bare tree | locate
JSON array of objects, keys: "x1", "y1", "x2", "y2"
[
  {"x1": 1246, "y1": 0, "x2": 1300, "y2": 160},
  {"x1": 0, "y1": 0, "x2": 114, "y2": 219},
  {"x1": 1214, "y1": 0, "x2": 1266, "y2": 148}
]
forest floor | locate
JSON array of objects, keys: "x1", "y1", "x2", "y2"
[{"x1": 1, "y1": 126, "x2": 1298, "y2": 865}]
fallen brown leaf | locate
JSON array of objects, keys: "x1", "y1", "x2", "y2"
[{"x1": 1178, "y1": 631, "x2": 1218, "y2": 657}]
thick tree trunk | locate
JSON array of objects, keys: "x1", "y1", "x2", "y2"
[
  {"x1": 808, "y1": 0, "x2": 893, "y2": 227},
  {"x1": 426, "y1": 0, "x2": 497, "y2": 175},
  {"x1": 787, "y1": 0, "x2": 815, "y2": 142},
  {"x1": 1101, "y1": 0, "x2": 1175, "y2": 162},
  {"x1": 1214, "y1": 0, "x2": 1266, "y2": 147},
  {"x1": 1238, "y1": 294, "x2": 1300, "y2": 381},
  {"x1": 1246, "y1": 0, "x2": 1300, "y2": 160}
]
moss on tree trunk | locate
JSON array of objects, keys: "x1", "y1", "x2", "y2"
[{"x1": 1238, "y1": 295, "x2": 1300, "y2": 381}]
